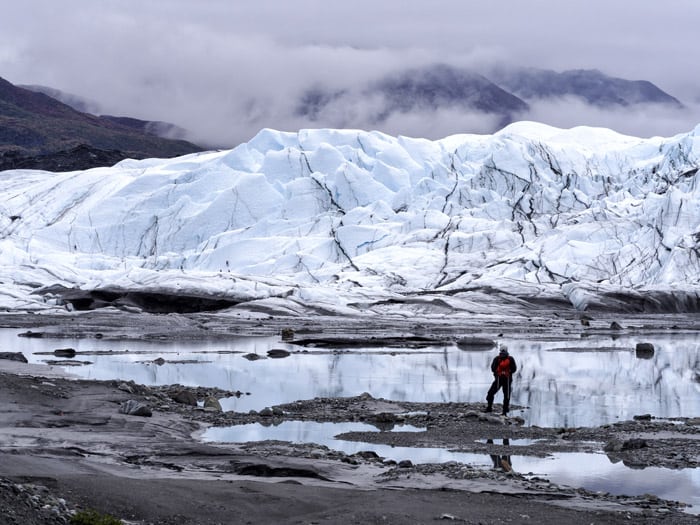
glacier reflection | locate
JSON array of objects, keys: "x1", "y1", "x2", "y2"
[{"x1": 3, "y1": 329, "x2": 699, "y2": 428}]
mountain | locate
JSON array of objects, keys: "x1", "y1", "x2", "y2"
[
  {"x1": 487, "y1": 67, "x2": 683, "y2": 108},
  {"x1": 18, "y1": 84, "x2": 103, "y2": 115},
  {"x1": 0, "y1": 76, "x2": 203, "y2": 171},
  {"x1": 297, "y1": 64, "x2": 529, "y2": 128},
  {"x1": 295, "y1": 64, "x2": 683, "y2": 135},
  {"x1": 2, "y1": 122, "x2": 700, "y2": 315},
  {"x1": 374, "y1": 65, "x2": 529, "y2": 114},
  {"x1": 20, "y1": 84, "x2": 191, "y2": 141}
]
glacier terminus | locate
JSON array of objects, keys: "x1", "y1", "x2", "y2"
[{"x1": 2, "y1": 121, "x2": 700, "y2": 316}]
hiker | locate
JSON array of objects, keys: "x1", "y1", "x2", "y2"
[{"x1": 485, "y1": 346, "x2": 517, "y2": 415}]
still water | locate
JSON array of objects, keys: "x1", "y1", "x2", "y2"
[
  {"x1": 3, "y1": 328, "x2": 698, "y2": 428},
  {"x1": 200, "y1": 421, "x2": 700, "y2": 514}
]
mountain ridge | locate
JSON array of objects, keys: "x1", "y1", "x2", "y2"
[
  {"x1": 296, "y1": 64, "x2": 683, "y2": 133},
  {"x1": 0, "y1": 76, "x2": 203, "y2": 171}
]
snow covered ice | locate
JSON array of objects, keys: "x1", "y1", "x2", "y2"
[{"x1": 1, "y1": 121, "x2": 700, "y2": 314}]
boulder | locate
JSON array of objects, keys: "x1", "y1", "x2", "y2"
[
  {"x1": 0, "y1": 352, "x2": 28, "y2": 363},
  {"x1": 267, "y1": 349, "x2": 291, "y2": 358},
  {"x1": 242, "y1": 353, "x2": 265, "y2": 361},
  {"x1": 635, "y1": 342, "x2": 655, "y2": 359},
  {"x1": 117, "y1": 382, "x2": 135, "y2": 394},
  {"x1": 621, "y1": 438, "x2": 648, "y2": 450},
  {"x1": 603, "y1": 439, "x2": 623, "y2": 452},
  {"x1": 456, "y1": 337, "x2": 496, "y2": 351},
  {"x1": 203, "y1": 396, "x2": 222, "y2": 412},
  {"x1": 153, "y1": 357, "x2": 166, "y2": 366},
  {"x1": 610, "y1": 321, "x2": 623, "y2": 330},
  {"x1": 170, "y1": 389, "x2": 197, "y2": 406},
  {"x1": 119, "y1": 400, "x2": 152, "y2": 417},
  {"x1": 53, "y1": 348, "x2": 76, "y2": 358}
]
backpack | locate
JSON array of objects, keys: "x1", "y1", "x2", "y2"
[{"x1": 496, "y1": 357, "x2": 512, "y2": 378}]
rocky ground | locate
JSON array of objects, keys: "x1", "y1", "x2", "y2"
[{"x1": 0, "y1": 310, "x2": 699, "y2": 524}]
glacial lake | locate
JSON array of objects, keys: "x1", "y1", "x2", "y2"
[
  {"x1": 3, "y1": 329, "x2": 698, "y2": 428},
  {"x1": 2, "y1": 327, "x2": 699, "y2": 514}
]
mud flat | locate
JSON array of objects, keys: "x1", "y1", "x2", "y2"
[{"x1": 0, "y1": 310, "x2": 699, "y2": 524}]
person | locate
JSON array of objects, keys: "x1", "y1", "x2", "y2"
[{"x1": 485, "y1": 346, "x2": 517, "y2": 415}]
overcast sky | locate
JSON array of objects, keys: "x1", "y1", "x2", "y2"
[{"x1": 1, "y1": 1, "x2": 698, "y2": 147}]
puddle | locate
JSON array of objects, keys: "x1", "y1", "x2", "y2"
[
  {"x1": 202, "y1": 421, "x2": 423, "y2": 445},
  {"x1": 201, "y1": 421, "x2": 485, "y2": 465},
  {"x1": 1, "y1": 329, "x2": 699, "y2": 428},
  {"x1": 203, "y1": 422, "x2": 700, "y2": 514}
]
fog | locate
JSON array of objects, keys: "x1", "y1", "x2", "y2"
[{"x1": 2, "y1": 1, "x2": 699, "y2": 147}]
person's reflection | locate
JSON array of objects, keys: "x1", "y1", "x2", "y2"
[{"x1": 487, "y1": 438, "x2": 512, "y2": 472}]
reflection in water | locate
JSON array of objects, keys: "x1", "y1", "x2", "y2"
[
  {"x1": 203, "y1": 422, "x2": 700, "y2": 514},
  {"x1": 2, "y1": 329, "x2": 699, "y2": 428},
  {"x1": 486, "y1": 438, "x2": 512, "y2": 472}
]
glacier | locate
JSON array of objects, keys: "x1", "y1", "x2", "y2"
[{"x1": 1, "y1": 121, "x2": 700, "y2": 315}]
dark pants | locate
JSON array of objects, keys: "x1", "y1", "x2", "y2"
[{"x1": 486, "y1": 375, "x2": 512, "y2": 413}]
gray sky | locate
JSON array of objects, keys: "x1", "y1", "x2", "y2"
[{"x1": 1, "y1": 1, "x2": 698, "y2": 147}]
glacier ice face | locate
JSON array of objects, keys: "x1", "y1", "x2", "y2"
[{"x1": 1, "y1": 122, "x2": 699, "y2": 314}]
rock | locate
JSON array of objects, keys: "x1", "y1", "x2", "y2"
[
  {"x1": 621, "y1": 438, "x2": 648, "y2": 450},
  {"x1": 242, "y1": 353, "x2": 265, "y2": 361},
  {"x1": 603, "y1": 439, "x2": 623, "y2": 452},
  {"x1": 281, "y1": 328, "x2": 294, "y2": 341},
  {"x1": 635, "y1": 342, "x2": 655, "y2": 359},
  {"x1": 358, "y1": 392, "x2": 373, "y2": 400},
  {"x1": 170, "y1": 389, "x2": 198, "y2": 406},
  {"x1": 117, "y1": 382, "x2": 135, "y2": 393},
  {"x1": 0, "y1": 352, "x2": 28, "y2": 363},
  {"x1": 479, "y1": 414, "x2": 506, "y2": 425},
  {"x1": 153, "y1": 357, "x2": 166, "y2": 365},
  {"x1": 633, "y1": 414, "x2": 652, "y2": 421},
  {"x1": 17, "y1": 331, "x2": 44, "y2": 338},
  {"x1": 267, "y1": 349, "x2": 291, "y2": 358},
  {"x1": 397, "y1": 460, "x2": 413, "y2": 468},
  {"x1": 272, "y1": 407, "x2": 284, "y2": 416},
  {"x1": 372, "y1": 412, "x2": 399, "y2": 423},
  {"x1": 455, "y1": 337, "x2": 496, "y2": 351},
  {"x1": 53, "y1": 348, "x2": 76, "y2": 358},
  {"x1": 119, "y1": 399, "x2": 152, "y2": 417},
  {"x1": 610, "y1": 321, "x2": 623, "y2": 330},
  {"x1": 259, "y1": 407, "x2": 274, "y2": 417},
  {"x1": 45, "y1": 360, "x2": 91, "y2": 366},
  {"x1": 354, "y1": 450, "x2": 381, "y2": 460},
  {"x1": 203, "y1": 396, "x2": 222, "y2": 412}
]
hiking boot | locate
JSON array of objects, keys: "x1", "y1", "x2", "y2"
[{"x1": 484, "y1": 406, "x2": 493, "y2": 413}]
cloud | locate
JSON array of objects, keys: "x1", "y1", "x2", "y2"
[
  {"x1": 523, "y1": 97, "x2": 700, "y2": 139},
  {"x1": 1, "y1": 1, "x2": 699, "y2": 147}
]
